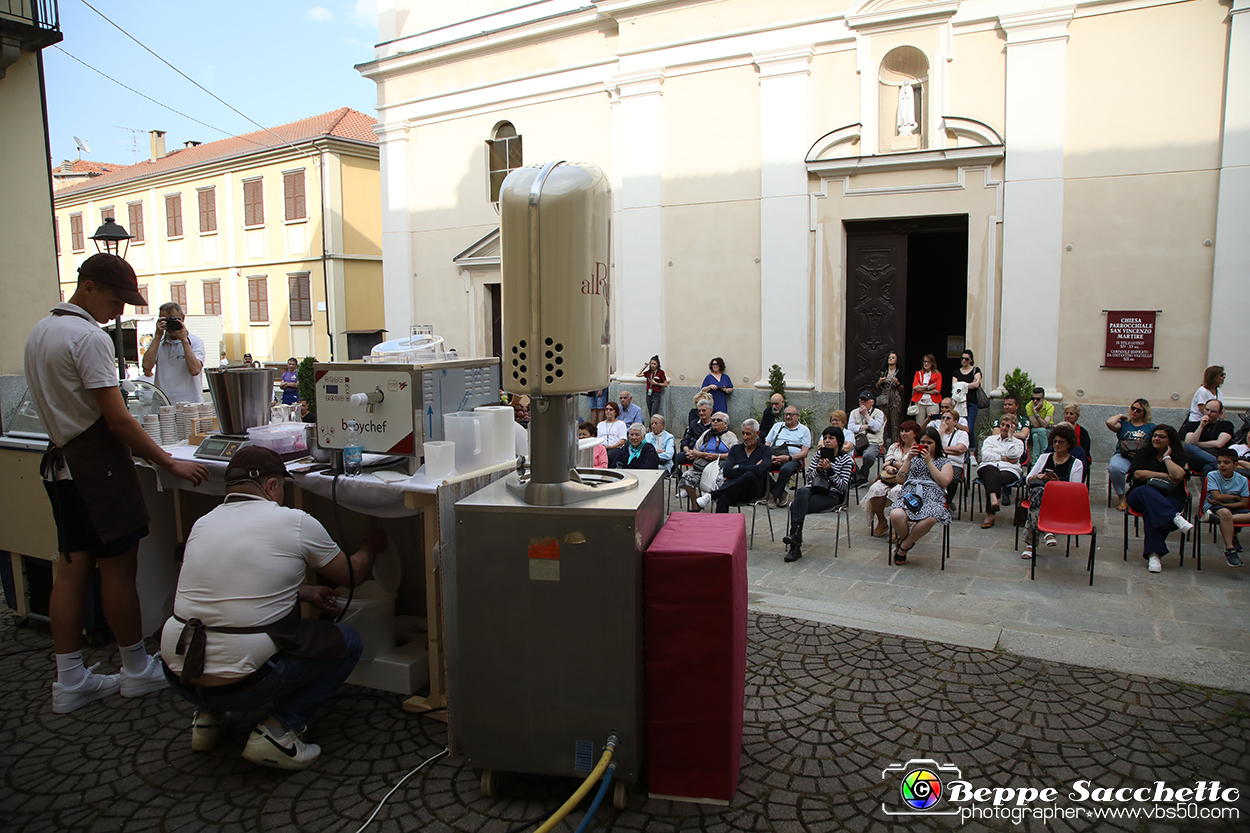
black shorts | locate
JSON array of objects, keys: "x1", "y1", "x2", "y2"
[{"x1": 43, "y1": 479, "x2": 148, "y2": 560}]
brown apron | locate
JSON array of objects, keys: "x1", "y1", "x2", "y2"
[
  {"x1": 42, "y1": 415, "x2": 150, "y2": 546},
  {"x1": 173, "y1": 605, "x2": 347, "y2": 684}
]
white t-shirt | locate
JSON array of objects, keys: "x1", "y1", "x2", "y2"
[
  {"x1": 153, "y1": 331, "x2": 206, "y2": 404},
  {"x1": 23, "y1": 303, "x2": 121, "y2": 449},
  {"x1": 160, "y1": 494, "x2": 341, "y2": 679},
  {"x1": 597, "y1": 419, "x2": 628, "y2": 447},
  {"x1": 1188, "y1": 386, "x2": 1222, "y2": 423}
]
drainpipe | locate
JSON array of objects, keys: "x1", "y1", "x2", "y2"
[{"x1": 318, "y1": 144, "x2": 333, "y2": 361}]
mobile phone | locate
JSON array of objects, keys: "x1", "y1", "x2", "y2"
[{"x1": 820, "y1": 448, "x2": 837, "y2": 461}]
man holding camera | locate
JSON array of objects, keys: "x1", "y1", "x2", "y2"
[{"x1": 142, "y1": 302, "x2": 205, "y2": 404}]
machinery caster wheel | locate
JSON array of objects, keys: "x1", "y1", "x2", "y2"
[
  {"x1": 480, "y1": 769, "x2": 496, "y2": 798},
  {"x1": 612, "y1": 780, "x2": 627, "y2": 811}
]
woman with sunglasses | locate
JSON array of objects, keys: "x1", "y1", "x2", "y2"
[
  {"x1": 1126, "y1": 425, "x2": 1192, "y2": 573},
  {"x1": 888, "y1": 425, "x2": 954, "y2": 565},
  {"x1": 936, "y1": 410, "x2": 969, "y2": 507},
  {"x1": 701, "y1": 357, "x2": 733, "y2": 414},
  {"x1": 951, "y1": 350, "x2": 984, "y2": 431},
  {"x1": 1105, "y1": 399, "x2": 1154, "y2": 511},
  {"x1": 910, "y1": 354, "x2": 942, "y2": 423},
  {"x1": 679, "y1": 412, "x2": 738, "y2": 511}
]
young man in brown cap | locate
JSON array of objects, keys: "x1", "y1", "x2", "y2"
[
  {"x1": 24, "y1": 253, "x2": 209, "y2": 714},
  {"x1": 160, "y1": 445, "x2": 387, "y2": 769}
]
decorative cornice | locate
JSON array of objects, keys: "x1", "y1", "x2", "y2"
[
  {"x1": 806, "y1": 144, "x2": 1004, "y2": 177},
  {"x1": 806, "y1": 124, "x2": 863, "y2": 162},
  {"x1": 998, "y1": 7, "x2": 1076, "y2": 45},
  {"x1": 612, "y1": 68, "x2": 666, "y2": 99},
  {"x1": 752, "y1": 46, "x2": 815, "y2": 81},
  {"x1": 845, "y1": 0, "x2": 960, "y2": 34},
  {"x1": 372, "y1": 122, "x2": 412, "y2": 141}
]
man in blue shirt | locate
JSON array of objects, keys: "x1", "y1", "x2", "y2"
[
  {"x1": 765, "y1": 406, "x2": 812, "y2": 508},
  {"x1": 1204, "y1": 448, "x2": 1248, "y2": 567},
  {"x1": 617, "y1": 390, "x2": 644, "y2": 426}
]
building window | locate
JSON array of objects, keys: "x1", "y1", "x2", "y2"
[
  {"x1": 486, "y1": 121, "x2": 522, "y2": 203},
  {"x1": 283, "y1": 170, "x2": 306, "y2": 221},
  {"x1": 128, "y1": 202, "x2": 145, "y2": 243},
  {"x1": 288, "y1": 272, "x2": 312, "y2": 322},
  {"x1": 99, "y1": 205, "x2": 114, "y2": 225},
  {"x1": 198, "y1": 187, "x2": 217, "y2": 234},
  {"x1": 170, "y1": 283, "x2": 187, "y2": 310},
  {"x1": 243, "y1": 178, "x2": 264, "y2": 227},
  {"x1": 70, "y1": 213, "x2": 84, "y2": 252},
  {"x1": 165, "y1": 193, "x2": 183, "y2": 239},
  {"x1": 248, "y1": 276, "x2": 268, "y2": 322},
  {"x1": 203, "y1": 281, "x2": 221, "y2": 316},
  {"x1": 136, "y1": 284, "x2": 149, "y2": 313}
]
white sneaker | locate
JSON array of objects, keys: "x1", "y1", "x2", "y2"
[
  {"x1": 51, "y1": 663, "x2": 120, "y2": 714},
  {"x1": 1044, "y1": 533, "x2": 1058, "y2": 548},
  {"x1": 1147, "y1": 555, "x2": 1163, "y2": 573},
  {"x1": 191, "y1": 711, "x2": 226, "y2": 752},
  {"x1": 696, "y1": 493, "x2": 711, "y2": 509},
  {"x1": 243, "y1": 723, "x2": 321, "y2": 770},
  {"x1": 120, "y1": 652, "x2": 169, "y2": 698},
  {"x1": 1173, "y1": 513, "x2": 1194, "y2": 534}
]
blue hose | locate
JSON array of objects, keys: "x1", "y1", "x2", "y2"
[{"x1": 573, "y1": 762, "x2": 616, "y2": 833}]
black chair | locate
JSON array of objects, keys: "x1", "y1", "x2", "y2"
[{"x1": 887, "y1": 520, "x2": 951, "y2": 570}]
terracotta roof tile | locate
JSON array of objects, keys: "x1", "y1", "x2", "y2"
[
  {"x1": 57, "y1": 107, "x2": 378, "y2": 197},
  {"x1": 54, "y1": 159, "x2": 130, "y2": 175}
]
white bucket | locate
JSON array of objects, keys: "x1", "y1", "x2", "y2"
[{"x1": 336, "y1": 542, "x2": 401, "y2": 661}]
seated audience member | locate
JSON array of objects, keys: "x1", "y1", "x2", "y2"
[
  {"x1": 865, "y1": 420, "x2": 919, "y2": 537},
  {"x1": 848, "y1": 391, "x2": 886, "y2": 486},
  {"x1": 1182, "y1": 399, "x2": 1234, "y2": 476},
  {"x1": 1203, "y1": 448, "x2": 1248, "y2": 567},
  {"x1": 647, "y1": 414, "x2": 675, "y2": 473},
  {"x1": 160, "y1": 447, "x2": 387, "y2": 770},
  {"x1": 597, "y1": 401, "x2": 629, "y2": 465},
  {"x1": 1125, "y1": 425, "x2": 1192, "y2": 574},
  {"x1": 927, "y1": 397, "x2": 969, "y2": 432},
  {"x1": 888, "y1": 426, "x2": 955, "y2": 565},
  {"x1": 765, "y1": 406, "x2": 812, "y2": 508},
  {"x1": 996, "y1": 394, "x2": 1031, "y2": 449},
  {"x1": 826, "y1": 411, "x2": 858, "y2": 453},
  {"x1": 782, "y1": 426, "x2": 854, "y2": 563},
  {"x1": 613, "y1": 423, "x2": 660, "y2": 470},
  {"x1": 709, "y1": 419, "x2": 771, "y2": 513},
  {"x1": 760, "y1": 392, "x2": 786, "y2": 439},
  {"x1": 675, "y1": 397, "x2": 714, "y2": 468},
  {"x1": 977, "y1": 415, "x2": 1024, "y2": 528},
  {"x1": 1025, "y1": 387, "x2": 1054, "y2": 461},
  {"x1": 617, "y1": 390, "x2": 644, "y2": 427},
  {"x1": 935, "y1": 410, "x2": 969, "y2": 506},
  {"x1": 1019, "y1": 424, "x2": 1085, "y2": 560},
  {"x1": 1106, "y1": 399, "x2": 1154, "y2": 511},
  {"x1": 1044, "y1": 403, "x2": 1091, "y2": 467},
  {"x1": 579, "y1": 422, "x2": 608, "y2": 468},
  {"x1": 680, "y1": 413, "x2": 738, "y2": 511}
]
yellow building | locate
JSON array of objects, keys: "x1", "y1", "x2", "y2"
[{"x1": 52, "y1": 108, "x2": 385, "y2": 364}]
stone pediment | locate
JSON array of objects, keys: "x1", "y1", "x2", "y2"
[
  {"x1": 845, "y1": 0, "x2": 960, "y2": 32},
  {"x1": 452, "y1": 228, "x2": 500, "y2": 270}
]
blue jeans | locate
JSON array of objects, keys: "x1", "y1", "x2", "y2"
[
  {"x1": 965, "y1": 401, "x2": 979, "y2": 434},
  {"x1": 1126, "y1": 487, "x2": 1186, "y2": 558},
  {"x1": 164, "y1": 624, "x2": 362, "y2": 729},
  {"x1": 1108, "y1": 454, "x2": 1133, "y2": 497},
  {"x1": 1184, "y1": 444, "x2": 1218, "y2": 475},
  {"x1": 586, "y1": 389, "x2": 607, "y2": 409}
]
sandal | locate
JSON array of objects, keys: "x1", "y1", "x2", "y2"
[
  {"x1": 893, "y1": 542, "x2": 913, "y2": 565},
  {"x1": 1020, "y1": 548, "x2": 1033, "y2": 559}
]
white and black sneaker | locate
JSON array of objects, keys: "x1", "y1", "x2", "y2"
[
  {"x1": 51, "y1": 663, "x2": 120, "y2": 714},
  {"x1": 1172, "y1": 513, "x2": 1194, "y2": 535},
  {"x1": 191, "y1": 711, "x2": 226, "y2": 752},
  {"x1": 242, "y1": 722, "x2": 321, "y2": 770}
]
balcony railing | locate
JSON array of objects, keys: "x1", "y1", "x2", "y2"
[{"x1": 1, "y1": 0, "x2": 62, "y2": 53}]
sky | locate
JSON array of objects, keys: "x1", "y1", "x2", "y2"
[{"x1": 43, "y1": 0, "x2": 380, "y2": 167}]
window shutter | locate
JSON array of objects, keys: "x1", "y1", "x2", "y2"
[
  {"x1": 171, "y1": 284, "x2": 187, "y2": 309},
  {"x1": 284, "y1": 171, "x2": 306, "y2": 221},
  {"x1": 244, "y1": 180, "x2": 264, "y2": 226},
  {"x1": 128, "y1": 202, "x2": 145, "y2": 242},
  {"x1": 203, "y1": 281, "x2": 221, "y2": 316},
  {"x1": 136, "y1": 285, "x2": 149, "y2": 313},
  {"x1": 99, "y1": 206, "x2": 114, "y2": 225},
  {"x1": 70, "y1": 214, "x2": 84, "y2": 251},
  {"x1": 198, "y1": 188, "x2": 216, "y2": 233},
  {"x1": 165, "y1": 194, "x2": 183, "y2": 238},
  {"x1": 288, "y1": 274, "x2": 311, "y2": 322},
  {"x1": 249, "y1": 277, "x2": 268, "y2": 322},
  {"x1": 54, "y1": 219, "x2": 59, "y2": 254}
]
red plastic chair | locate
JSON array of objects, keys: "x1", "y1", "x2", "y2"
[
  {"x1": 1032, "y1": 481, "x2": 1097, "y2": 585},
  {"x1": 1192, "y1": 480, "x2": 1250, "y2": 570}
]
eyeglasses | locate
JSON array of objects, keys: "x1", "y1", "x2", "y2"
[
  {"x1": 711, "y1": 417, "x2": 726, "y2": 423},
  {"x1": 1129, "y1": 406, "x2": 1143, "y2": 413}
]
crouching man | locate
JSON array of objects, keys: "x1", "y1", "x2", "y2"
[{"x1": 160, "y1": 446, "x2": 387, "y2": 770}]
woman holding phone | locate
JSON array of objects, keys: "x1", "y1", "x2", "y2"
[
  {"x1": 782, "y1": 427, "x2": 854, "y2": 563},
  {"x1": 888, "y1": 425, "x2": 954, "y2": 565}
]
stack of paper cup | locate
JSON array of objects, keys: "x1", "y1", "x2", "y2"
[
  {"x1": 142, "y1": 414, "x2": 161, "y2": 446},
  {"x1": 196, "y1": 401, "x2": 215, "y2": 435},
  {"x1": 158, "y1": 406, "x2": 176, "y2": 446}
]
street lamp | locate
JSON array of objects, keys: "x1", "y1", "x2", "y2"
[
  {"x1": 89, "y1": 217, "x2": 134, "y2": 380},
  {"x1": 89, "y1": 217, "x2": 133, "y2": 258}
]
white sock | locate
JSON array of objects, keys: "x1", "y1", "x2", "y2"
[
  {"x1": 119, "y1": 641, "x2": 150, "y2": 674},
  {"x1": 56, "y1": 651, "x2": 86, "y2": 687}
]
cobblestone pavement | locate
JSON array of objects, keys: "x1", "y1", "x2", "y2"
[{"x1": 2, "y1": 607, "x2": 1247, "y2": 833}]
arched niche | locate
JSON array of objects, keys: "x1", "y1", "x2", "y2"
[{"x1": 878, "y1": 46, "x2": 929, "y2": 152}]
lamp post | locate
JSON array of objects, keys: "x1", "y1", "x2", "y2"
[{"x1": 90, "y1": 217, "x2": 135, "y2": 380}]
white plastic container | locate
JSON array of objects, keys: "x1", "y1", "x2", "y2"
[
  {"x1": 246, "y1": 422, "x2": 308, "y2": 454},
  {"x1": 336, "y1": 542, "x2": 401, "y2": 661},
  {"x1": 424, "y1": 440, "x2": 456, "y2": 481},
  {"x1": 475, "y1": 405, "x2": 517, "y2": 463},
  {"x1": 444, "y1": 411, "x2": 494, "y2": 476}
]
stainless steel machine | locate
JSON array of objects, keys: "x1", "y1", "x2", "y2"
[{"x1": 452, "y1": 162, "x2": 663, "y2": 806}]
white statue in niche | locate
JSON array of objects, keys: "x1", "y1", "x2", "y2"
[{"x1": 880, "y1": 77, "x2": 921, "y2": 137}]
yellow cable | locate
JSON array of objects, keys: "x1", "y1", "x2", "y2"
[{"x1": 533, "y1": 742, "x2": 617, "y2": 833}]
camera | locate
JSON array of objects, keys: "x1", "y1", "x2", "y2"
[{"x1": 164, "y1": 318, "x2": 183, "y2": 331}]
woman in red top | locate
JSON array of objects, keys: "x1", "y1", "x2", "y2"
[
  {"x1": 639, "y1": 355, "x2": 669, "y2": 418},
  {"x1": 911, "y1": 354, "x2": 942, "y2": 423}
]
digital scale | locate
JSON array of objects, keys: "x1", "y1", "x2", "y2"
[{"x1": 194, "y1": 434, "x2": 250, "y2": 461}]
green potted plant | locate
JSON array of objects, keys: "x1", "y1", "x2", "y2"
[{"x1": 297, "y1": 357, "x2": 316, "y2": 414}]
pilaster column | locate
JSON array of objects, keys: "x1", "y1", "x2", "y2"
[
  {"x1": 374, "y1": 121, "x2": 414, "y2": 339},
  {"x1": 610, "y1": 69, "x2": 665, "y2": 377},
  {"x1": 754, "y1": 46, "x2": 814, "y2": 388},
  {"x1": 997, "y1": 7, "x2": 1073, "y2": 392},
  {"x1": 1209, "y1": 0, "x2": 1250, "y2": 404}
]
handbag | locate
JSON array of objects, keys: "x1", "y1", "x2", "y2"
[
  {"x1": 901, "y1": 490, "x2": 924, "y2": 512},
  {"x1": 906, "y1": 403, "x2": 919, "y2": 416},
  {"x1": 1143, "y1": 476, "x2": 1177, "y2": 493},
  {"x1": 975, "y1": 385, "x2": 990, "y2": 410},
  {"x1": 854, "y1": 431, "x2": 871, "y2": 454},
  {"x1": 699, "y1": 459, "x2": 721, "y2": 493}
]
